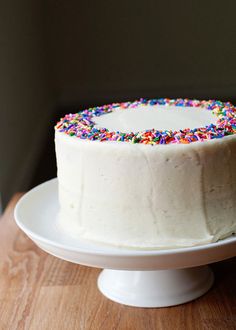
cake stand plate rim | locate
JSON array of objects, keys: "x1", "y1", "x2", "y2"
[{"x1": 14, "y1": 178, "x2": 236, "y2": 270}]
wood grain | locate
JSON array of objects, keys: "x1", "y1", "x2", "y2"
[{"x1": 0, "y1": 194, "x2": 235, "y2": 330}]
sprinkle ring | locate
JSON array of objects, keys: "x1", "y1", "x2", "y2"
[{"x1": 55, "y1": 98, "x2": 236, "y2": 145}]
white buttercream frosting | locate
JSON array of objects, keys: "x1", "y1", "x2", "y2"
[
  {"x1": 55, "y1": 103, "x2": 236, "y2": 249},
  {"x1": 94, "y1": 105, "x2": 217, "y2": 132}
]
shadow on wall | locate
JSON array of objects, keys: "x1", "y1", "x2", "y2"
[{"x1": 0, "y1": 1, "x2": 54, "y2": 209}]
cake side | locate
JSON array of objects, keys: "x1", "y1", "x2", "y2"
[{"x1": 55, "y1": 132, "x2": 236, "y2": 249}]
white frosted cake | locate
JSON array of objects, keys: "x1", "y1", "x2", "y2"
[{"x1": 55, "y1": 98, "x2": 236, "y2": 249}]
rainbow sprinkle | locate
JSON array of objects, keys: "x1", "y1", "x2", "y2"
[{"x1": 55, "y1": 98, "x2": 236, "y2": 145}]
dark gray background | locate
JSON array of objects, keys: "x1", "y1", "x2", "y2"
[{"x1": 1, "y1": 0, "x2": 236, "y2": 208}]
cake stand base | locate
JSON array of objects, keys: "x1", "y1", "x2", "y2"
[{"x1": 98, "y1": 266, "x2": 214, "y2": 308}]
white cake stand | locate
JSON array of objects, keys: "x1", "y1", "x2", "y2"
[{"x1": 14, "y1": 179, "x2": 236, "y2": 308}]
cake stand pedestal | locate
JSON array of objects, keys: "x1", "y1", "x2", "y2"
[
  {"x1": 98, "y1": 267, "x2": 213, "y2": 307},
  {"x1": 14, "y1": 179, "x2": 236, "y2": 308}
]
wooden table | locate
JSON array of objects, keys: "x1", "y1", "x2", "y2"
[{"x1": 0, "y1": 194, "x2": 236, "y2": 330}]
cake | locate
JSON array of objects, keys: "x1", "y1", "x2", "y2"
[{"x1": 55, "y1": 98, "x2": 236, "y2": 249}]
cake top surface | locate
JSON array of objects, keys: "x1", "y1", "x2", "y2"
[{"x1": 55, "y1": 98, "x2": 236, "y2": 145}]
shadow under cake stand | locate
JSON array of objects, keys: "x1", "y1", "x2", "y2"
[{"x1": 14, "y1": 179, "x2": 236, "y2": 308}]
